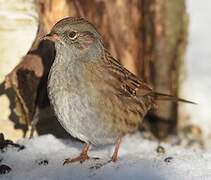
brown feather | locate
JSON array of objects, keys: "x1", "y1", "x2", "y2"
[{"x1": 102, "y1": 49, "x2": 195, "y2": 105}]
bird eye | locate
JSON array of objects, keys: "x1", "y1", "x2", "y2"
[{"x1": 69, "y1": 31, "x2": 77, "y2": 40}]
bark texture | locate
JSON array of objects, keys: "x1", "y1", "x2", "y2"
[
  {"x1": 142, "y1": 0, "x2": 188, "y2": 138},
  {"x1": 5, "y1": 0, "x2": 188, "y2": 138}
]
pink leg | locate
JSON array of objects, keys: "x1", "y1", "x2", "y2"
[
  {"x1": 111, "y1": 137, "x2": 122, "y2": 162},
  {"x1": 63, "y1": 143, "x2": 90, "y2": 165}
]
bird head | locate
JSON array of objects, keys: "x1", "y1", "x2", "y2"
[{"x1": 42, "y1": 17, "x2": 104, "y2": 62}]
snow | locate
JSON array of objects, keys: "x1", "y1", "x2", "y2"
[
  {"x1": 181, "y1": 0, "x2": 211, "y2": 136},
  {"x1": 0, "y1": 133, "x2": 211, "y2": 180}
]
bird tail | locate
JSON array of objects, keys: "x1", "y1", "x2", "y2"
[{"x1": 151, "y1": 92, "x2": 196, "y2": 104}]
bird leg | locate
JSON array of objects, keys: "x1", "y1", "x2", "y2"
[
  {"x1": 63, "y1": 143, "x2": 99, "y2": 165},
  {"x1": 90, "y1": 137, "x2": 122, "y2": 169},
  {"x1": 63, "y1": 137, "x2": 122, "y2": 166},
  {"x1": 111, "y1": 136, "x2": 122, "y2": 162},
  {"x1": 89, "y1": 137, "x2": 123, "y2": 169},
  {"x1": 64, "y1": 143, "x2": 90, "y2": 165}
]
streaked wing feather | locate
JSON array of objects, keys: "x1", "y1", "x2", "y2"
[{"x1": 103, "y1": 49, "x2": 153, "y2": 97}]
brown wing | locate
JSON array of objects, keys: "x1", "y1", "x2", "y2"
[
  {"x1": 103, "y1": 49, "x2": 153, "y2": 98},
  {"x1": 100, "y1": 50, "x2": 196, "y2": 105},
  {"x1": 83, "y1": 49, "x2": 155, "y2": 135},
  {"x1": 93, "y1": 50, "x2": 155, "y2": 134}
]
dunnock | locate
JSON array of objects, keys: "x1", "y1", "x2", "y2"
[{"x1": 44, "y1": 17, "x2": 194, "y2": 164}]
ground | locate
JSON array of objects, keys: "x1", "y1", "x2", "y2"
[{"x1": 0, "y1": 133, "x2": 210, "y2": 180}]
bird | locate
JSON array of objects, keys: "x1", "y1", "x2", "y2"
[{"x1": 43, "y1": 17, "x2": 194, "y2": 164}]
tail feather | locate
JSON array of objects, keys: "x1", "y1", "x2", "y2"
[{"x1": 152, "y1": 92, "x2": 196, "y2": 104}]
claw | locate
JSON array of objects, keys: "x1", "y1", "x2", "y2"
[
  {"x1": 63, "y1": 154, "x2": 89, "y2": 165},
  {"x1": 63, "y1": 156, "x2": 100, "y2": 165},
  {"x1": 63, "y1": 143, "x2": 100, "y2": 165}
]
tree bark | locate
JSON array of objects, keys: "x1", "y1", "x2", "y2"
[
  {"x1": 5, "y1": 0, "x2": 188, "y2": 139},
  {"x1": 142, "y1": 0, "x2": 188, "y2": 138}
]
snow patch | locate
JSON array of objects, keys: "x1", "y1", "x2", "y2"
[{"x1": 0, "y1": 134, "x2": 211, "y2": 180}]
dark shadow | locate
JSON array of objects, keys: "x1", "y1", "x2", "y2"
[
  {"x1": 0, "y1": 40, "x2": 70, "y2": 139},
  {"x1": 0, "y1": 82, "x2": 28, "y2": 136},
  {"x1": 32, "y1": 40, "x2": 71, "y2": 138},
  {"x1": 36, "y1": 109, "x2": 72, "y2": 139},
  {"x1": 145, "y1": 112, "x2": 177, "y2": 140}
]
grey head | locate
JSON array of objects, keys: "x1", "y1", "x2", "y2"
[{"x1": 46, "y1": 17, "x2": 104, "y2": 62}]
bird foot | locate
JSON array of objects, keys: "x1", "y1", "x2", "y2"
[
  {"x1": 110, "y1": 154, "x2": 118, "y2": 162},
  {"x1": 63, "y1": 154, "x2": 100, "y2": 165},
  {"x1": 90, "y1": 158, "x2": 117, "y2": 169}
]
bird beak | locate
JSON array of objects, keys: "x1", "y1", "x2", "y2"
[{"x1": 41, "y1": 33, "x2": 60, "y2": 42}]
